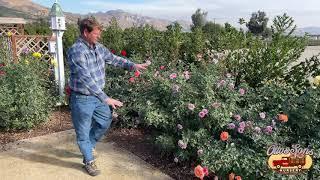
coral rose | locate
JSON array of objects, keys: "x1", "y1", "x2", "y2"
[
  {"x1": 220, "y1": 131, "x2": 229, "y2": 141},
  {"x1": 278, "y1": 113, "x2": 288, "y2": 122},
  {"x1": 194, "y1": 165, "x2": 205, "y2": 180}
]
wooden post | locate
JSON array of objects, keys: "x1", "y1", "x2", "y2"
[
  {"x1": 11, "y1": 35, "x2": 18, "y2": 63},
  {"x1": 18, "y1": 24, "x2": 24, "y2": 35}
]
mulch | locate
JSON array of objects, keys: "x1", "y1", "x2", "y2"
[{"x1": 0, "y1": 106, "x2": 200, "y2": 180}]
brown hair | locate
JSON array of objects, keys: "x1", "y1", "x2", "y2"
[{"x1": 78, "y1": 16, "x2": 103, "y2": 34}]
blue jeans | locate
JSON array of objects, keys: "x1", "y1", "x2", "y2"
[{"x1": 70, "y1": 92, "x2": 112, "y2": 163}]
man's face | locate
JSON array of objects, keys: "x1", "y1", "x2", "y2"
[{"x1": 84, "y1": 27, "x2": 101, "y2": 45}]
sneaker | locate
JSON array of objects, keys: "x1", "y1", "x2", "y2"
[
  {"x1": 92, "y1": 148, "x2": 98, "y2": 159},
  {"x1": 84, "y1": 160, "x2": 101, "y2": 176}
]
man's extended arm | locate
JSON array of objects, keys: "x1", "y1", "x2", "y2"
[{"x1": 103, "y1": 47, "x2": 136, "y2": 70}]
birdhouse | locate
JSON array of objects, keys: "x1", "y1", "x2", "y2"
[
  {"x1": 48, "y1": 34, "x2": 56, "y2": 53},
  {"x1": 49, "y1": 1, "x2": 66, "y2": 30},
  {"x1": 49, "y1": 0, "x2": 66, "y2": 99}
]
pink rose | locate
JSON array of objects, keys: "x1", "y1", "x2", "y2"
[
  {"x1": 202, "y1": 109, "x2": 208, "y2": 115},
  {"x1": 146, "y1": 60, "x2": 152, "y2": 65},
  {"x1": 197, "y1": 149, "x2": 203, "y2": 156},
  {"x1": 239, "y1": 88, "x2": 246, "y2": 95},
  {"x1": 211, "y1": 102, "x2": 221, "y2": 108},
  {"x1": 160, "y1": 65, "x2": 165, "y2": 70},
  {"x1": 183, "y1": 71, "x2": 191, "y2": 80},
  {"x1": 169, "y1": 73, "x2": 177, "y2": 79},
  {"x1": 259, "y1": 112, "x2": 266, "y2": 119},
  {"x1": 188, "y1": 103, "x2": 195, "y2": 111},
  {"x1": 129, "y1": 77, "x2": 135, "y2": 83},
  {"x1": 233, "y1": 114, "x2": 241, "y2": 121},
  {"x1": 178, "y1": 140, "x2": 187, "y2": 149},
  {"x1": 199, "y1": 111, "x2": 206, "y2": 118}
]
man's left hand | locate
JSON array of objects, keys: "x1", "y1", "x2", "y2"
[{"x1": 135, "y1": 63, "x2": 149, "y2": 71}]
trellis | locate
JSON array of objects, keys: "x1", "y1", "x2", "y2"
[
  {"x1": 11, "y1": 35, "x2": 53, "y2": 62},
  {"x1": 0, "y1": 17, "x2": 54, "y2": 63},
  {"x1": 0, "y1": 24, "x2": 24, "y2": 36},
  {"x1": 0, "y1": 17, "x2": 25, "y2": 36}
]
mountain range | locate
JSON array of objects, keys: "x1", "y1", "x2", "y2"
[
  {"x1": 293, "y1": 27, "x2": 320, "y2": 36},
  {"x1": 0, "y1": 0, "x2": 190, "y2": 31}
]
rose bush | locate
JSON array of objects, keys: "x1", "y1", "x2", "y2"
[
  {"x1": 102, "y1": 34, "x2": 319, "y2": 179},
  {"x1": 110, "y1": 55, "x2": 318, "y2": 179},
  {"x1": 13, "y1": 14, "x2": 320, "y2": 179}
]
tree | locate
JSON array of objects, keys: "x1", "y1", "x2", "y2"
[
  {"x1": 191, "y1": 9, "x2": 208, "y2": 31},
  {"x1": 202, "y1": 22, "x2": 224, "y2": 34},
  {"x1": 246, "y1": 10, "x2": 269, "y2": 36},
  {"x1": 63, "y1": 23, "x2": 79, "y2": 54},
  {"x1": 24, "y1": 18, "x2": 51, "y2": 35},
  {"x1": 165, "y1": 22, "x2": 184, "y2": 63},
  {"x1": 101, "y1": 17, "x2": 124, "y2": 52},
  {"x1": 271, "y1": 13, "x2": 297, "y2": 36}
]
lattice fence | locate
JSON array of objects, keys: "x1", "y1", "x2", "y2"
[
  {"x1": 0, "y1": 24, "x2": 24, "y2": 36},
  {"x1": 0, "y1": 19, "x2": 54, "y2": 63},
  {"x1": 11, "y1": 35, "x2": 53, "y2": 62}
]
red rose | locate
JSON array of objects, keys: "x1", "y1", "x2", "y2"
[
  {"x1": 0, "y1": 70, "x2": 6, "y2": 76},
  {"x1": 121, "y1": 50, "x2": 127, "y2": 57},
  {"x1": 134, "y1": 71, "x2": 140, "y2": 77},
  {"x1": 129, "y1": 77, "x2": 135, "y2": 83},
  {"x1": 203, "y1": 167, "x2": 209, "y2": 176},
  {"x1": 65, "y1": 85, "x2": 71, "y2": 96},
  {"x1": 111, "y1": 49, "x2": 116, "y2": 54},
  {"x1": 0, "y1": 63, "x2": 5, "y2": 67}
]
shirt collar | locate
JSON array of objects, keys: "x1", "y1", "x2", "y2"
[{"x1": 78, "y1": 37, "x2": 96, "y2": 50}]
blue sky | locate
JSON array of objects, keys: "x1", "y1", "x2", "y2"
[{"x1": 32, "y1": 0, "x2": 320, "y2": 28}]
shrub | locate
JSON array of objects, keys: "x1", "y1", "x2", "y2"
[
  {"x1": 0, "y1": 55, "x2": 54, "y2": 130},
  {"x1": 97, "y1": 16, "x2": 319, "y2": 179},
  {"x1": 103, "y1": 52, "x2": 319, "y2": 179},
  {"x1": 222, "y1": 14, "x2": 308, "y2": 90},
  {"x1": 282, "y1": 86, "x2": 320, "y2": 179}
]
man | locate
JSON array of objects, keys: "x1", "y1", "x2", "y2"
[{"x1": 67, "y1": 17, "x2": 148, "y2": 176}]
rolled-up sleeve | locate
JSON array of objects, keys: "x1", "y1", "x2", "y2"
[{"x1": 103, "y1": 48, "x2": 136, "y2": 71}]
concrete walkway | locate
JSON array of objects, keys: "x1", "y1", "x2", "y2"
[{"x1": 0, "y1": 130, "x2": 173, "y2": 180}]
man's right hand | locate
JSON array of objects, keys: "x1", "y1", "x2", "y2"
[{"x1": 105, "y1": 98, "x2": 123, "y2": 109}]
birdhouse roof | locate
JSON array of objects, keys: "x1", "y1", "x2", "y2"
[{"x1": 50, "y1": 2, "x2": 64, "y2": 17}]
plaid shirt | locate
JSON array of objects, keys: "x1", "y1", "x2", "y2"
[{"x1": 67, "y1": 37, "x2": 135, "y2": 102}]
